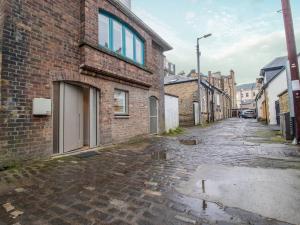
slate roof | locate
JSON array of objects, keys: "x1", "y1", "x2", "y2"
[
  {"x1": 259, "y1": 56, "x2": 287, "y2": 86},
  {"x1": 262, "y1": 56, "x2": 287, "y2": 70},
  {"x1": 164, "y1": 75, "x2": 229, "y2": 97},
  {"x1": 164, "y1": 75, "x2": 197, "y2": 85},
  {"x1": 237, "y1": 83, "x2": 256, "y2": 91}
]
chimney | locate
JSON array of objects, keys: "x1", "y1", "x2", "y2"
[{"x1": 119, "y1": 0, "x2": 131, "y2": 9}]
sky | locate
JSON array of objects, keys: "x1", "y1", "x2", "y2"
[{"x1": 131, "y1": 0, "x2": 300, "y2": 85}]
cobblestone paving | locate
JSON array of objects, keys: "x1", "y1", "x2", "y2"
[{"x1": 0, "y1": 118, "x2": 299, "y2": 225}]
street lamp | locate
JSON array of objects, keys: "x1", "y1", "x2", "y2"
[{"x1": 197, "y1": 33, "x2": 212, "y2": 125}]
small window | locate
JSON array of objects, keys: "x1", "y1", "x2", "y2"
[
  {"x1": 113, "y1": 20, "x2": 123, "y2": 54},
  {"x1": 253, "y1": 92, "x2": 256, "y2": 97},
  {"x1": 98, "y1": 14, "x2": 110, "y2": 48},
  {"x1": 246, "y1": 93, "x2": 249, "y2": 97},
  {"x1": 125, "y1": 29, "x2": 134, "y2": 59},
  {"x1": 114, "y1": 89, "x2": 128, "y2": 115}
]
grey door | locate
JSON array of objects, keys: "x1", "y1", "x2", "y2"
[
  {"x1": 63, "y1": 83, "x2": 84, "y2": 152},
  {"x1": 150, "y1": 96, "x2": 158, "y2": 134}
]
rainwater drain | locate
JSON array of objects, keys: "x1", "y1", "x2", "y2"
[
  {"x1": 179, "y1": 139, "x2": 200, "y2": 145},
  {"x1": 151, "y1": 151, "x2": 167, "y2": 160}
]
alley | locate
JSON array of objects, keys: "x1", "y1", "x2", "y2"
[{"x1": 0, "y1": 118, "x2": 300, "y2": 225}]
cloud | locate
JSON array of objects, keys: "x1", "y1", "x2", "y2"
[
  {"x1": 133, "y1": 7, "x2": 194, "y2": 66},
  {"x1": 133, "y1": 1, "x2": 300, "y2": 83}
]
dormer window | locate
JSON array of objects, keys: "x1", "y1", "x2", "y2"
[{"x1": 98, "y1": 11, "x2": 145, "y2": 65}]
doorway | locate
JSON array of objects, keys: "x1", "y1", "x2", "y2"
[
  {"x1": 53, "y1": 82, "x2": 100, "y2": 154},
  {"x1": 149, "y1": 96, "x2": 158, "y2": 134}
]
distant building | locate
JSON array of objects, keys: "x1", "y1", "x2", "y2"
[
  {"x1": 236, "y1": 83, "x2": 260, "y2": 110},
  {"x1": 206, "y1": 70, "x2": 237, "y2": 110},
  {"x1": 164, "y1": 74, "x2": 231, "y2": 126},
  {"x1": 164, "y1": 58, "x2": 176, "y2": 76}
]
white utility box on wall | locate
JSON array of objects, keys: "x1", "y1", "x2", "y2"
[{"x1": 32, "y1": 98, "x2": 52, "y2": 116}]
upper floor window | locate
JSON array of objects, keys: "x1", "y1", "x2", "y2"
[
  {"x1": 98, "y1": 11, "x2": 145, "y2": 65},
  {"x1": 98, "y1": 14, "x2": 110, "y2": 48}
]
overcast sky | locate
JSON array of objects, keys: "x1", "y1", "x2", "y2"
[{"x1": 132, "y1": 0, "x2": 300, "y2": 85}]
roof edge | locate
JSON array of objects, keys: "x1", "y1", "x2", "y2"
[{"x1": 108, "y1": 0, "x2": 172, "y2": 51}]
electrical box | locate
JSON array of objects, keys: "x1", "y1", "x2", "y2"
[{"x1": 32, "y1": 98, "x2": 52, "y2": 116}]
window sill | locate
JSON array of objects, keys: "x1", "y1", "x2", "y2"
[
  {"x1": 114, "y1": 115, "x2": 130, "y2": 119},
  {"x1": 79, "y1": 42, "x2": 153, "y2": 74}
]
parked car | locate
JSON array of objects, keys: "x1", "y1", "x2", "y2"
[{"x1": 241, "y1": 110, "x2": 256, "y2": 119}]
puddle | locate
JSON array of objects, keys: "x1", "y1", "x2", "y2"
[
  {"x1": 151, "y1": 151, "x2": 168, "y2": 160},
  {"x1": 172, "y1": 194, "x2": 241, "y2": 224},
  {"x1": 177, "y1": 165, "x2": 300, "y2": 225}
]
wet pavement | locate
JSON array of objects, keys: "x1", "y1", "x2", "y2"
[{"x1": 0, "y1": 118, "x2": 300, "y2": 225}]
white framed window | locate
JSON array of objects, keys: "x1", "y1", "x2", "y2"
[{"x1": 114, "y1": 89, "x2": 128, "y2": 115}]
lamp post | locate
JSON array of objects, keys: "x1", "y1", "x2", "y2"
[{"x1": 197, "y1": 33, "x2": 212, "y2": 125}]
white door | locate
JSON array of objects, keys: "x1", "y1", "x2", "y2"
[
  {"x1": 193, "y1": 102, "x2": 200, "y2": 125},
  {"x1": 62, "y1": 83, "x2": 84, "y2": 152}
]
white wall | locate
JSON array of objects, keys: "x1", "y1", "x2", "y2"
[
  {"x1": 266, "y1": 69, "x2": 288, "y2": 125},
  {"x1": 165, "y1": 95, "x2": 179, "y2": 131}
]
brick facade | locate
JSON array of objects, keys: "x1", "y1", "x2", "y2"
[
  {"x1": 0, "y1": 0, "x2": 170, "y2": 163},
  {"x1": 207, "y1": 70, "x2": 237, "y2": 110},
  {"x1": 279, "y1": 91, "x2": 289, "y2": 114},
  {"x1": 165, "y1": 81, "x2": 198, "y2": 126},
  {"x1": 165, "y1": 79, "x2": 231, "y2": 126}
]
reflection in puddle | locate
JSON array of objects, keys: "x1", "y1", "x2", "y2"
[
  {"x1": 175, "y1": 194, "x2": 237, "y2": 223},
  {"x1": 202, "y1": 200, "x2": 207, "y2": 210},
  {"x1": 177, "y1": 165, "x2": 300, "y2": 225},
  {"x1": 201, "y1": 180, "x2": 206, "y2": 193},
  {"x1": 151, "y1": 151, "x2": 167, "y2": 160}
]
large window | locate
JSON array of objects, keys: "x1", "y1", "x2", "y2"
[
  {"x1": 98, "y1": 12, "x2": 145, "y2": 65},
  {"x1": 114, "y1": 89, "x2": 128, "y2": 115}
]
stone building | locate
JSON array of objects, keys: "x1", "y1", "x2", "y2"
[
  {"x1": 236, "y1": 83, "x2": 260, "y2": 110},
  {"x1": 0, "y1": 0, "x2": 171, "y2": 164},
  {"x1": 164, "y1": 75, "x2": 231, "y2": 126},
  {"x1": 207, "y1": 70, "x2": 237, "y2": 110}
]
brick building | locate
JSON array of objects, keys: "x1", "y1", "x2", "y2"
[
  {"x1": 164, "y1": 75, "x2": 231, "y2": 126},
  {"x1": 0, "y1": 0, "x2": 171, "y2": 164}
]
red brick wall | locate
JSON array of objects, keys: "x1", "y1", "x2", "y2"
[{"x1": 0, "y1": 0, "x2": 166, "y2": 163}]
